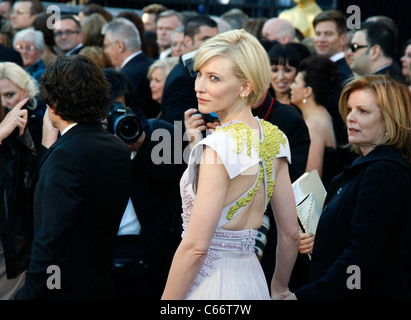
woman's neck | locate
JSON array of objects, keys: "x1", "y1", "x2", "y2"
[
  {"x1": 218, "y1": 105, "x2": 255, "y2": 126},
  {"x1": 299, "y1": 100, "x2": 323, "y2": 119}
]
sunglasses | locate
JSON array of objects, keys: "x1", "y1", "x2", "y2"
[{"x1": 350, "y1": 43, "x2": 369, "y2": 52}]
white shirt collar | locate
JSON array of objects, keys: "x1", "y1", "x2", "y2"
[
  {"x1": 61, "y1": 123, "x2": 78, "y2": 135},
  {"x1": 159, "y1": 47, "x2": 172, "y2": 60},
  {"x1": 330, "y1": 51, "x2": 345, "y2": 62},
  {"x1": 120, "y1": 51, "x2": 142, "y2": 69}
]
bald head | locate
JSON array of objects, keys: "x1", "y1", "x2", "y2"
[{"x1": 261, "y1": 18, "x2": 295, "y2": 44}]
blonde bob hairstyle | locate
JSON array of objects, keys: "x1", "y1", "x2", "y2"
[
  {"x1": 0, "y1": 62, "x2": 38, "y2": 100},
  {"x1": 193, "y1": 29, "x2": 271, "y2": 105},
  {"x1": 147, "y1": 56, "x2": 179, "y2": 80},
  {"x1": 339, "y1": 75, "x2": 411, "y2": 165}
]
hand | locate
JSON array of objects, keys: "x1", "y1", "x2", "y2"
[
  {"x1": 41, "y1": 108, "x2": 59, "y2": 148},
  {"x1": 184, "y1": 108, "x2": 206, "y2": 148},
  {"x1": 299, "y1": 232, "x2": 315, "y2": 255},
  {"x1": 126, "y1": 131, "x2": 146, "y2": 153},
  {"x1": 0, "y1": 97, "x2": 28, "y2": 143},
  {"x1": 184, "y1": 108, "x2": 206, "y2": 131},
  {"x1": 205, "y1": 120, "x2": 219, "y2": 132},
  {"x1": 271, "y1": 290, "x2": 296, "y2": 300}
]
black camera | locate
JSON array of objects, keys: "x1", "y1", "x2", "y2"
[
  {"x1": 194, "y1": 111, "x2": 219, "y2": 123},
  {"x1": 107, "y1": 102, "x2": 143, "y2": 143},
  {"x1": 182, "y1": 50, "x2": 197, "y2": 79}
]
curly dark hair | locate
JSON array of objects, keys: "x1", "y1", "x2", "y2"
[{"x1": 40, "y1": 55, "x2": 109, "y2": 123}]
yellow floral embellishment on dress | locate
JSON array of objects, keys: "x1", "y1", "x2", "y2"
[{"x1": 216, "y1": 119, "x2": 287, "y2": 220}]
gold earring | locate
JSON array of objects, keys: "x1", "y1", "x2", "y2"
[{"x1": 241, "y1": 93, "x2": 246, "y2": 100}]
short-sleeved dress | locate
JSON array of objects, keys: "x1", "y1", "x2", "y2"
[{"x1": 180, "y1": 117, "x2": 291, "y2": 300}]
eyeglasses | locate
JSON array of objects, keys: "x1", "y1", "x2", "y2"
[
  {"x1": 54, "y1": 30, "x2": 79, "y2": 38},
  {"x1": 350, "y1": 43, "x2": 369, "y2": 53},
  {"x1": 15, "y1": 44, "x2": 36, "y2": 52}
]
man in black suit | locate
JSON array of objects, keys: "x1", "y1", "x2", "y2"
[
  {"x1": 15, "y1": 55, "x2": 132, "y2": 300},
  {"x1": 159, "y1": 15, "x2": 218, "y2": 125},
  {"x1": 53, "y1": 14, "x2": 85, "y2": 56},
  {"x1": 349, "y1": 20, "x2": 406, "y2": 83},
  {"x1": 313, "y1": 10, "x2": 356, "y2": 171},
  {"x1": 102, "y1": 17, "x2": 158, "y2": 119}
]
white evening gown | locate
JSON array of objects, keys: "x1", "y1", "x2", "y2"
[{"x1": 180, "y1": 118, "x2": 291, "y2": 300}]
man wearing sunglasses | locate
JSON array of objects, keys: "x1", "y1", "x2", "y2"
[
  {"x1": 53, "y1": 14, "x2": 85, "y2": 56},
  {"x1": 348, "y1": 20, "x2": 406, "y2": 83}
]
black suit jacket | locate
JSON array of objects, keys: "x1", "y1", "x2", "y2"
[
  {"x1": 327, "y1": 57, "x2": 357, "y2": 171},
  {"x1": 295, "y1": 146, "x2": 411, "y2": 299},
  {"x1": 121, "y1": 53, "x2": 159, "y2": 118},
  {"x1": 335, "y1": 57, "x2": 352, "y2": 84},
  {"x1": 327, "y1": 57, "x2": 353, "y2": 146},
  {"x1": 16, "y1": 122, "x2": 132, "y2": 299},
  {"x1": 0, "y1": 44, "x2": 23, "y2": 67},
  {"x1": 160, "y1": 57, "x2": 196, "y2": 125},
  {"x1": 375, "y1": 63, "x2": 407, "y2": 84}
]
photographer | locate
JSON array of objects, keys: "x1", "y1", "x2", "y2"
[
  {"x1": 0, "y1": 97, "x2": 36, "y2": 299},
  {"x1": 104, "y1": 69, "x2": 186, "y2": 299},
  {"x1": 0, "y1": 62, "x2": 44, "y2": 150}
]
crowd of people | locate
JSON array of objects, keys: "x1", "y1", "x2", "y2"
[{"x1": 0, "y1": 0, "x2": 410, "y2": 300}]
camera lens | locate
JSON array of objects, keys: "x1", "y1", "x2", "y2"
[
  {"x1": 117, "y1": 117, "x2": 142, "y2": 143},
  {"x1": 107, "y1": 102, "x2": 143, "y2": 143}
]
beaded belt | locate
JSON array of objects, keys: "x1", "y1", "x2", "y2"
[{"x1": 208, "y1": 229, "x2": 257, "y2": 254}]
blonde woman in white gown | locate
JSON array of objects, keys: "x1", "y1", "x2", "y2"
[{"x1": 162, "y1": 29, "x2": 300, "y2": 300}]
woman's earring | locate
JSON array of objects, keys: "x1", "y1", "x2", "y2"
[
  {"x1": 241, "y1": 93, "x2": 246, "y2": 100},
  {"x1": 303, "y1": 98, "x2": 307, "y2": 104}
]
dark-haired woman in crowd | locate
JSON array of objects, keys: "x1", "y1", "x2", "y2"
[
  {"x1": 290, "y1": 56, "x2": 340, "y2": 189},
  {"x1": 268, "y1": 43, "x2": 310, "y2": 107}
]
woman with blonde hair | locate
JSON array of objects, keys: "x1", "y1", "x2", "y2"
[
  {"x1": 147, "y1": 56, "x2": 178, "y2": 117},
  {"x1": 0, "y1": 62, "x2": 42, "y2": 148},
  {"x1": 162, "y1": 29, "x2": 300, "y2": 300}
]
